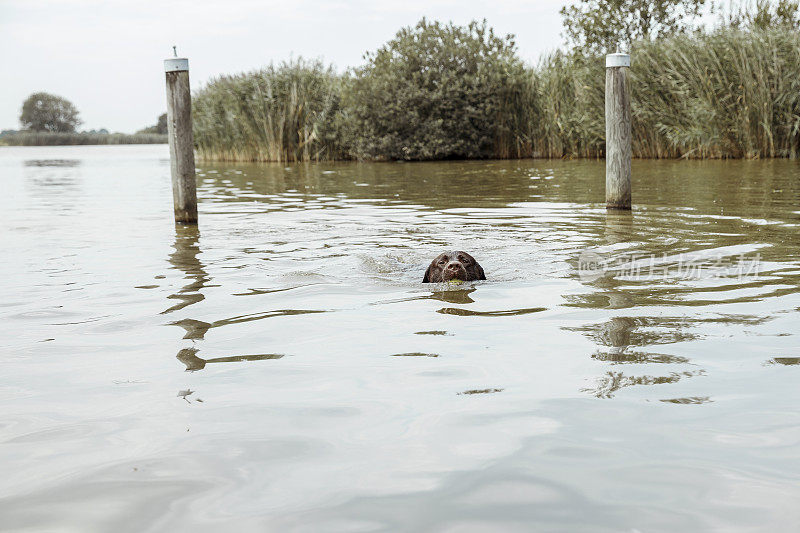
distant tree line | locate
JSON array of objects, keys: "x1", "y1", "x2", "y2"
[{"x1": 2, "y1": 93, "x2": 168, "y2": 145}]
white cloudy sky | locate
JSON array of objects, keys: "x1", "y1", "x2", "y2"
[{"x1": 0, "y1": 0, "x2": 574, "y2": 132}]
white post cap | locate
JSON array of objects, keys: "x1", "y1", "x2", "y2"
[
  {"x1": 164, "y1": 58, "x2": 189, "y2": 72},
  {"x1": 606, "y1": 53, "x2": 630, "y2": 68}
]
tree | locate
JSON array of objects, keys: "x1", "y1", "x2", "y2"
[
  {"x1": 344, "y1": 18, "x2": 531, "y2": 160},
  {"x1": 560, "y1": 0, "x2": 706, "y2": 54},
  {"x1": 156, "y1": 113, "x2": 167, "y2": 134},
  {"x1": 721, "y1": 0, "x2": 800, "y2": 29},
  {"x1": 137, "y1": 113, "x2": 168, "y2": 135},
  {"x1": 20, "y1": 92, "x2": 81, "y2": 132}
]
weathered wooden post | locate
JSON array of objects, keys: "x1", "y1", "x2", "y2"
[
  {"x1": 164, "y1": 54, "x2": 198, "y2": 224},
  {"x1": 605, "y1": 52, "x2": 631, "y2": 210}
]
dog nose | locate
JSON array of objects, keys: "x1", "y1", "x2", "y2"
[{"x1": 445, "y1": 262, "x2": 463, "y2": 271}]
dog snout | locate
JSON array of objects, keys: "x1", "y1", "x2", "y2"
[{"x1": 445, "y1": 261, "x2": 465, "y2": 272}]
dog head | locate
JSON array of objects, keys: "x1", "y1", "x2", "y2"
[{"x1": 423, "y1": 251, "x2": 486, "y2": 283}]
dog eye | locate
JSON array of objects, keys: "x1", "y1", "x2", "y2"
[
  {"x1": 438, "y1": 259, "x2": 447, "y2": 265},
  {"x1": 458, "y1": 255, "x2": 469, "y2": 263}
]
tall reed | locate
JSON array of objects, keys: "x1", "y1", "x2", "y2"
[
  {"x1": 529, "y1": 27, "x2": 800, "y2": 159},
  {"x1": 632, "y1": 26, "x2": 800, "y2": 158},
  {"x1": 193, "y1": 58, "x2": 346, "y2": 162},
  {"x1": 528, "y1": 51, "x2": 605, "y2": 158}
]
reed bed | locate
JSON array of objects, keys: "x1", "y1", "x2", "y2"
[
  {"x1": 631, "y1": 27, "x2": 800, "y2": 158},
  {"x1": 528, "y1": 52, "x2": 605, "y2": 158},
  {"x1": 192, "y1": 26, "x2": 800, "y2": 161},
  {"x1": 530, "y1": 27, "x2": 800, "y2": 159},
  {"x1": 193, "y1": 59, "x2": 345, "y2": 162},
  {"x1": 1, "y1": 132, "x2": 167, "y2": 146}
]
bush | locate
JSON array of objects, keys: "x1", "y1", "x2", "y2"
[{"x1": 343, "y1": 18, "x2": 534, "y2": 160}]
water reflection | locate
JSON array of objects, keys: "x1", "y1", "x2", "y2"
[
  {"x1": 430, "y1": 288, "x2": 476, "y2": 304},
  {"x1": 198, "y1": 158, "x2": 800, "y2": 216},
  {"x1": 373, "y1": 288, "x2": 478, "y2": 306},
  {"x1": 458, "y1": 388, "x2": 503, "y2": 395},
  {"x1": 582, "y1": 369, "x2": 705, "y2": 399},
  {"x1": 177, "y1": 348, "x2": 284, "y2": 371},
  {"x1": 437, "y1": 307, "x2": 547, "y2": 317},
  {"x1": 603, "y1": 210, "x2": 634, "y2": 243},
  {"x1": 199, "y1": 160, "x2": 549, "y2": 210},
  {"x1": 592, "y1": 352, "x2": 690, "y2": 364},
  {"x1": 567, "y1": 316, "x2": 703, "y2": 398},
  {"x1": 24, "y1": 159, "x2": 81, "y2": 167},
  {"x1": 566, "y1": 212, "x2": 640, "y2": 396},
  {"x1": 170, "y1": 309, "x2": 326, "y2": 341},
  {"x1": 571, "y1": 316, "x2": 709, "y2": 348},
  {"x1": 163, "y1": 225, "x2": 209, "y2": 314},
  {"x1": 568, "y1": 309, "x2": 783, "y2": 397},
  {"x1": 164, "y1": 225, "x2": 298, "y2": 370},
  {"x1": 765, "y1": 357, "x2": 800, "y2": 366},
  {"x1": 593, "y1": 316, "x2": 637, "y2": 352},
  {"x1": 660, "y1": 396, "x2": 712, "y2": 404},
  {"x1": 24, "y1": 159, "x2": 82, "y2": 212}
]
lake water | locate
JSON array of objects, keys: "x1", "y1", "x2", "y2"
[{"x1": 1, "y1": 144, "x2": 799, "y2": 532}]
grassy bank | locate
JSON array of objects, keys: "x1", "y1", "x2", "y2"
[
  {"x1": 1, "y1": 132, "x2": 168, "y2": 146},
  {"x1": 192, "y1": 25, "x2": 800, "y2": 161}
]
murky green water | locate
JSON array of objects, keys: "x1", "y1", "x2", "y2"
[{"x1": 1, "y1": 145, "x2": 799, "y2": 532}]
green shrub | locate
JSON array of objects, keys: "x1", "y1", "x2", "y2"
[{"x1": 343, "y1": 18, "x2": 534, "y2": 160}]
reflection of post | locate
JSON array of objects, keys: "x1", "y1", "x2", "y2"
[
  {"x1": 177, "y1": 348, "x2": 284, "y2": 371},
  {"x1": 163, "y1": 224, "x2": 208, "y2": 314},
  {"x1": 603, "y1": 210, "x2": 634, "y2": 244},
  {"x1": 606, "y1": 292, "x2": 633, "y2": 309},
  {"x1": 602, "y1": 210, "x2": 634, "y2": 308},
  {"x1": 602, "y1": 316, "x2": 636, "y2": 354}
]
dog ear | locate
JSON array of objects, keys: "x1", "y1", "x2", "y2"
[
  {"x1": 476, "y1": 263, "x2": 486, "y2": 280},
  {"x1": 423, "y1": 265, "x2": 432, "y2": 283}
]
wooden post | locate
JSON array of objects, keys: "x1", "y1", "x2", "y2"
[
  {"x1": 605, "y1": 53, "x2": 631, "y2": 210},
  {"x1": 164, "y1": 56, "x2": 198, "y2": 224}
]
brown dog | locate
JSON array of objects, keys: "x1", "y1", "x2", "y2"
[{"x1": 423, "y1": 251, "x2": 486, "y2": 283}]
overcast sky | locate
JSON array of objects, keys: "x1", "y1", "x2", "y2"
[{"x1": 0, "y1": 0, "x2": 574, "y2": 132}]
